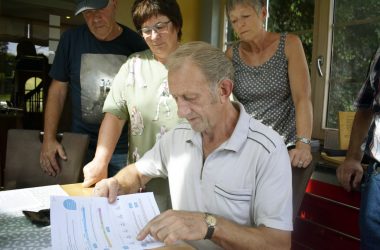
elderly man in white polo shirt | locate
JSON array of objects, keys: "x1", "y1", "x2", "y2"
[{"x1": 94, "y1": 41, "x2": 293, "y2": 249}]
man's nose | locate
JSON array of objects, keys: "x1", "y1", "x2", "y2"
[{"x1": 176, "y1": 100, "x2": 191, "y2": 118}]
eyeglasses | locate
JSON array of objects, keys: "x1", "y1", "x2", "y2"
[{"x1": 139, "y1": 20, "x2": 171, "y2": 37}]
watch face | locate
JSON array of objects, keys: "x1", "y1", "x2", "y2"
[{"x1": 206, "y1": 214, "x2": 217, "y2": 226}]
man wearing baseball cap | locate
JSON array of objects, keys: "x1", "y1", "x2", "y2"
[
  {"x1": 75, "y1": 0, "x2": 110, "y2": 16},
  {"x1": 40, "y1": 0, "x2": 147, "y2": 180}
]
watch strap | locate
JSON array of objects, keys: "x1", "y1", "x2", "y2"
[{"x1": 204, "y1": 224, "x2": 215, "y2": 240}]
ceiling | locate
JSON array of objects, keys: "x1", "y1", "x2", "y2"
[{"x1": 0, "y1": 0, "x2": 84, "y2": 26}]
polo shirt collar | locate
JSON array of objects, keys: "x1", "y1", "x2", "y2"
[{"x1": 224, "y1": 102, "x2": 250, "y2": 152}]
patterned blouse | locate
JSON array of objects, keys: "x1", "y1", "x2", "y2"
[{"x1": 231, "y1": 33, "x2": 296, "y2": 146}]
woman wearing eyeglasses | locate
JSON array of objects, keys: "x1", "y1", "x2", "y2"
[{"x1": 82, "y1": 0, "x2": 183, "y2": 212}]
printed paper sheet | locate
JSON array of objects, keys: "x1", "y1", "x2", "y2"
[{"x1": 50, "y1": 192, "x2": 164, "y2": 250}]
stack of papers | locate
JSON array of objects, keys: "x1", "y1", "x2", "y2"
[{"x1": 50, "y1": 192, "x2": 164, "y2": 250}]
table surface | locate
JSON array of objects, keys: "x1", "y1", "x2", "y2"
[
  {"x1": 61, "y1": 183, "x2": 94, "y2": 196},
  {"x1": 320, "y1": 152, "x2": 345, "y2": 166}
]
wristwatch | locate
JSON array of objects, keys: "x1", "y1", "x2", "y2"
[
  {"x1": 296, "y1": 136, "x2": 311, "y2": 145},
  {"x1": 204, "y1": 213, "x2": 217, "y2": 240}
]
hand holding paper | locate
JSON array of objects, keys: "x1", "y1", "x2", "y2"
[{"x1": 50, "y1": 192, "x2": 165, "y2": 249}]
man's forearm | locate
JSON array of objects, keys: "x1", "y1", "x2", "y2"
[
  {"x1": 114, "y1": 163, "x2": 152, "y2": 194},
  {"x1": 212, "y1": 216, "x2": 290, "y2": 250},
  {"x1": 44, "y1": 81, "x2": 67, "y2": 141},
  {"x1": 346, "y1": 109, "x2": 373, "y2": 161}
]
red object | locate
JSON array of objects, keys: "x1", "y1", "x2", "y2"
[{"x1": 292, "y1": 179, "x2": 361, "y2": 250}]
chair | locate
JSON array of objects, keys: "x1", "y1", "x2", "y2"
[
  {"x1": 4, "y1": 129, "x2": 89, "y2": 189},
  {"x1": 292, "y1": 151, "x2": 319, "y2": 220}
]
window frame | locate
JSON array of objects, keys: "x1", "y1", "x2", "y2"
[{"x1": 311, "y1": 0, "x2": 334, "y2": 140}]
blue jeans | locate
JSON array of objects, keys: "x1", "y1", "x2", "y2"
[
  {"x1": 360, "y1": 161, "x2": 380, "y2": 249},
  {"x1": 85, "y1": 149, "x2": 127, "y2": 178},
  {"x1": 108, "y1": 153, "x2": 128, "y2": 177}
]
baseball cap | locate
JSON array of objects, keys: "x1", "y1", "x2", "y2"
[{"x1": 75, "y1": 0, "x2": 109, "y2": 16}]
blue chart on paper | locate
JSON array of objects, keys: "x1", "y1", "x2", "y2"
[{"x1": 63, "y1": 199, "x2": 77, "y2": 210}]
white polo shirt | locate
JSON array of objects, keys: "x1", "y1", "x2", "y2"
[{"x1": 136, "y1": 102, "x2": 293, "y2": 248}]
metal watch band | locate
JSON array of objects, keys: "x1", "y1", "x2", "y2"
[{"x1": 296, "y1": 136, "x2": 311, "y2": 145}]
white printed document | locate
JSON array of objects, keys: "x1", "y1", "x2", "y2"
[
  {"x1": 0, "y1": 184, "x2": 68, "y2": 213},
  {"x1": 50, "y1": 192, "x2": 165, "y2": 250}
]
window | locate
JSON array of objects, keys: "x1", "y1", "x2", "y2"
[
  {"x1": 312, "y1": 0, "x2": 380, "y2": 139},
  {"x1": 0, "y1": 42, "x2": 16, "y2": 102},
  {"x1": 325, "y1": 0, "x2": 380, "y2": 128},
  {"x1": 0, "y1": 42, "x2": 49, "y2": 104},
  {"x1": 266, "y1": 0, "x2": 315, "y2": 66}
]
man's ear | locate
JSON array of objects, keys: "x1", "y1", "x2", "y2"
[{"x1": 219, "y1": 79, "x2": 234, "y2": 103}]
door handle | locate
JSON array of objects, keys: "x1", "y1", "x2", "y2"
[{"x1": 317, "y1": 56, "x2": 324, "y2": 77}]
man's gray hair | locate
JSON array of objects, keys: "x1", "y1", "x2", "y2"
[{"x1": 167, "y1": 41, "x2": 234, "y2": 92}]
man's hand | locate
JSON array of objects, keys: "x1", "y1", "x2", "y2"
[
  {"x1": 40, "y1": 139, "x2": 67, "y2": 176},
  {"x1": 289, "y1": 143, "x2": 312, "y2": 168},
  {"x1": 336, "y1": 158, "x2": 363, "y2": 192},
  {"x1": 137, "y1": 210, "x2": 207, "y2": 245},
  {"x1": 93, "y1": 177, "x2": 121, "y2": 203},
  {"x1": 82, "y1": 160, "x2": 108, "y2": 187}
]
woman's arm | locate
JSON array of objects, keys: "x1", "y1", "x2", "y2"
[
  {"x1": 82, "y1": 113, "x2": 126, "y2": 187},
  {"x1": 285, "y1": 34, "x2": 313, "y2": 168}
]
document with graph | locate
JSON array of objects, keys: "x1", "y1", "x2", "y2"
[{"x1": 50, "y1": 192, "x2": 165, "y2": 250}]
